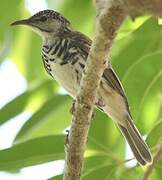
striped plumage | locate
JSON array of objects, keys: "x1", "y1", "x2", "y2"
[
  {"x1": 11, "y1": 9, "x2": 152, "y2": 166},
  {"x1": 41, "y1": 30, "x2": 91, "y2": 98}
]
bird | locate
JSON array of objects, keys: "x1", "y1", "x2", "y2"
[{"x1": 11, "y1": 9, "x2": 152, "y2": 166}]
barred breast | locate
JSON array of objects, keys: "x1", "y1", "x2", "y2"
[{"x1": 42, "y1": 37, "x2": 85, "y2": 98}]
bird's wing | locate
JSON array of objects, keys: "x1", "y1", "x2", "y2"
[
  {"x1": 71, "y1": 31, "x2": 130, "y2": 112},
  {"x1": 102, "y1": 67, "x2": 125, "y2": 98},
  {"x1": 102, "y1": 67, "x2": 131, "y2": 115},
  {"x1": 70, "y1": 31, "x2": 91, "y2": 58},
  {"x1": 72, "y1": 32, "x2": 127, "y2": 98}
]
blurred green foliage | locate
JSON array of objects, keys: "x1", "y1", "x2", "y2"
[{"x1": 0, "y1": 0, "x2": 162, "y2": 179}]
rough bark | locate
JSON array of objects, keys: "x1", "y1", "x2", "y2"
[{"x1": 119, "y1": 0, "x2": 162, "y2": 18}]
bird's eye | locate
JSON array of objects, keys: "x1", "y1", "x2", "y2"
[{"x1": 40, "y1": 16, "x2": 47, "y2": 22}]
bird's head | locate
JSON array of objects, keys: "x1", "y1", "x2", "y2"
[{"x1": 11, "y1": 10, "x2": 71, "y2": 39}]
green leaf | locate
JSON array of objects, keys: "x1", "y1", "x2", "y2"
[
  {"x1": 14, "y1": 95, "x2": 71, "y2": 143},
  {"x1": 119, "y1": 166, "x2": 143, "y2": 180},
  {"x1": 0, "y1": 80, "x2": 54, "y2": 126},
  {"x1": 83, "y1": 164, "x2": 116, "y2": 180},
  {"x1": 112, "y1": 18, "x2": 162, "y2": 79},
  {"x1": 25, "y1": 34, "x2": 43, "y2": 82},
  {"x1": 0, "y1": 31, "x2": 12, "y2": 64},
  {"x1": 59, "y1": 0, "x2": 95, "y2": 37},
  {"x1": 154, "y1": 158, "x2": 162, "y2": 179},
  {"x1": 0, "y1": 1, "x2": 27, "y2": 64},
  {"x1": 0, "y1": 0, "x2": 22, "y2": 42},
  {"x1": 87, "y1": 110, "x2": 124, "y2": 159},
  {"x1": 122, "y1": 52, "x2": 162, "y2": 131},
  {"x1": 11, "y1": 29, "x2": 45, "y2": 82},
  {"x1": 0, "y1": 135, "x2": 64, "y2": 171},
  {"x1": 48, "y1": 175, "x2": 63, "y2": 180},
  {"x1": 118, "y1": 16, "x2": 149, "y2": 39},
  {"x1": 83, "y1": 155, "x2": 115, "y2": 179},
  {"x1": 29, "y1": 97, "x2": 71, "y2": 137},
  {"x1": 0, "y1": 92, "x2": 29, "y2": 125},
  {"x1": 146, "y1": 119, "x2": 162, "y2": 147}
]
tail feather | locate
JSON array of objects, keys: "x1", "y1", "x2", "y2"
[
  {"x1": 118, "y1": 116, "x2": 152, "y2": 166},
  {"x1": 119, "y1": 125, "x2": 146, "y2": 165}
]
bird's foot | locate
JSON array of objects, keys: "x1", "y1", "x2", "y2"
[
  {"x1": 64, "y1": 129, "x2": 70, "y2": 147},
  {"x1": 91, "y1": 109, "x2": 96, "y2": 119},
  {"x1": 70, "y1": 100, "x2": 76, "y2": 114}
]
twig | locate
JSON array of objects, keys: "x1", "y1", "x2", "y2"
[
  {"x1": 63, "y1": 1, "x2": 126, "y2": 180},
  {"x1": 142, "y1": 139, "x2": 162, "y2": 180},
  {"x1": 119, "y1": 0, "x2": 162, "y2": 18}
]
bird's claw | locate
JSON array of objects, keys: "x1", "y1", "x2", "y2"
[
  {"x1": 64, "y1": 129, "x2": 70, "y2": 147},
  {"x1": 91, "y1": 110, "x2": 96, "y2": 119},
  {"x1": 70, "y1": 100, "x2": 76, "y2": 114}
]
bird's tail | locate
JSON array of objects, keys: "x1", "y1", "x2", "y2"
[{"x1": 118, "y1": 115, "x2": 152, "y2": 166}]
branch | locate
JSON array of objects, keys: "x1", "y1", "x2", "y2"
[
  {"x1": 63, "y1": 1, "x2": 126, "y2": 180},
  {"x1": 142, "y1": 140, "x2": 162, "y2": 180},
  {"x1": 120, "y1": 0, "x2": 162, "y2": 18}
]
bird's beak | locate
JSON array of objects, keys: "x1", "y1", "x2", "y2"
[{"x1": 10, "y1": 18, "x2": 31, "y2": 26}]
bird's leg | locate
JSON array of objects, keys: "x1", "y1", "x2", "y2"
[
  {"x1": 96, "y1": 98, "x2": 105, "y2": 107},
  {"x1": 70, "y1": 100, "x2": 76, "y2": 114},
  {"x1": 91, "y1": 109, "x2": 96, "y2": 119},
  {"x1": 64, "y1": 129, "x2": 70, "y2": 147},
  {"x1": 95, "y1": 98, "x2": 105, "y2": 113},
  {"x1": 66, "y1": 100, "x2": 76, "y2": 146}
]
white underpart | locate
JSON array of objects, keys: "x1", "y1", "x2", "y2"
[
  {"x1": 50, "y1": 61, "x2": 78, "y2": 98},
  {"x1": 42, "y1": 38, "x2": 83, "y2": 98}
]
